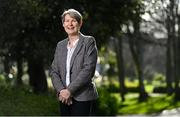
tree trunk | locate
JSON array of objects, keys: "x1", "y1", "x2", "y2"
[
  {"x1": 16, "y1": 58, "x2": 23, "y2": 86},
  {"x1": 128, "y1": 36, "x2": 148, "y2": 101},
  {"x1": 127, "y1": 22, "x2": 148, "y2": 101},
  {"x1": 174, "y1": 38, "x2": 180, "y2": 100},
  {"x1": 174, "y1": 13, "x2": 180, "y2": 100},
  {"x1": 3, "y1": 55, "x2": 10, "y2": 82},
  {"x1": 113, "y1": 37, "x2": 126, "y2": 102},
  {"x1": 165, "y1": 0, "x2": 176, "y2": 95},
  {"x1": 28, "y1": 57, "x2": 48, "y2": 94},
  {"x1": 165, "y1": 37, "x2": 174, "y2": 94}
]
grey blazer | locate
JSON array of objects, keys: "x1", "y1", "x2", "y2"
[{"x1": 50, "y1": 33, "x2": 98, "y2": 101}]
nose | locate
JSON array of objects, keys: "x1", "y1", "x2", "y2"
[{"x1": 68, "y1": 21, "x2": 73, "y2": 25}]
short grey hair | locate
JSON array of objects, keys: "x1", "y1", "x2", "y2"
[{"x1": 61, "y1": 9, "x2": 82, "y2": 24}]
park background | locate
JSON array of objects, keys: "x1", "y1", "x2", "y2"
[{"x1": 1, "y1": 0, "x2": 180, "y2": 116}]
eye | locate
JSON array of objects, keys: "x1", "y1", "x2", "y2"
[
  {"x1": 64, "y1": 19, "x2": 69, "y2": 22},
  {"x1": 72, "y1": 19, "x2": 78, "y2": 23}
]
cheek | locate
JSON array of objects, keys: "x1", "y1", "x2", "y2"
[
  {"x1": 75, "y1": 24, "x2": 80, "y2": 29},
  {"x1": 62, "y1": 24, "x2": 65, "y2": 29},
  {"x1": 63, "y1": 23, "x2": 66, "y2": 27},
  {"x1": 63, "y1": 22, "x2": 68, "y2": 27}
]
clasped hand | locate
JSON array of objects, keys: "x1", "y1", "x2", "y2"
[{"x1": 59, "y1": 89, "x2": 72, "y2": 105}]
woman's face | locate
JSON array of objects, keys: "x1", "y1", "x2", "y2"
[{"x1": 63, "y1": 14, "x2": 81, "y2": 36}]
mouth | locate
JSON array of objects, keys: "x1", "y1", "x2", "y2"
[{"x1": 67, "y1": 27, "x2": 74, "y2": 30}]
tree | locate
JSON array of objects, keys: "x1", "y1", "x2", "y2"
[
  {"x1": 0, "y1": 0, "x2": 147, "y2": 97},
  {"x1": 112, "y1": 37, "x2": 126, "y2": 101},
  {"x1": 141, "y1": 0, "x2": 174, "y2": 95},
  {"x1": 142, "y1": 0, "x2": 180, "y2": 100},
  {"x1": 0, "y1": 0, "x2": 51, "y2": 93},
  {"x1": 84, "y1": 0, "x2": 146, "y2": 101}
]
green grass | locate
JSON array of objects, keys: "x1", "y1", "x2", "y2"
[
  {"x1": 95, "y1": 77, "x2": 180, "y2": 115},
  {"x1": 0, "y1": 85, "x2": 59, "y2": 116},
  {"x1": 1, "y1": 85, "x2": 180, "y2": 116},
  {"x1": 117, "y1": 93, "x2": 180, "y2": 115},
  {"x1": 1, "y1": 75, "x2": 180, "y2": 116}
]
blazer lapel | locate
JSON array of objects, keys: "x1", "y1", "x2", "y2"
[
  {"x1": 70, "y1": 33, "x2": 84, "y2": 69},
  {"x1": 61, "y1": 39, "x2": 68, "y2": 78}
]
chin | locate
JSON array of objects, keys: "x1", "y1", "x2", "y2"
[{"x1": 68, "y1": 32, "x2": 78, "y2": 35}]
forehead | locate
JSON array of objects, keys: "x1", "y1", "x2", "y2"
[
  {"x1": 64, "y1": 14, "x2": 76, "y2": 20},
  {"x1": 65, "y1": 14, "x2": 73, "y2": 18}
]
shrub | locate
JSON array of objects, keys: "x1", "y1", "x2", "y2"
[{"x1": 96, "y1": 86, "x2": 120, "y2": 116}]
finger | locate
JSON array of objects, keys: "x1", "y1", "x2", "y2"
[
  {"x1": 59, "y1": 95, "x2": 63, "y2": 101},
  {"x1": 68, "y1": 100, "x2": 72, "y2": 105},
  {"x1": 69, "y1": 99, "x2": 72, "y2": 105},
  {"x1": 65, "y1": 99, "x2": 69, "y2": 105},
  {"x1": 61, "y1": 97, "x2": 65, "y2": 103},
  {"x1": 67, "y1": 101, "x2": 71, "y2": 106},
  {"x1": 67, "y1": 99, "x2": 72, "y2": 105}
]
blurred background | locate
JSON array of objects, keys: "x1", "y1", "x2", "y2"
[{"x1": 0, "y1": 0, "x2": 180, "y2": 116}]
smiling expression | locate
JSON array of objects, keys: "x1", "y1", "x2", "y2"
[{"x1": 63, "y1": 14, "x2": 82, "y2": 36}]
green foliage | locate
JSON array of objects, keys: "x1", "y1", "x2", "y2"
[
  {"x1": 153, "y1": 73, "x2": 165, "y2": 84},
  {"x1": 16, "y1": 0, "x2": 48, "y2": 18},
  {"x1": 0, "y1": 74, "x2": 6, "y2": 86},
  {"x1": 118, "y1": 93, "x2": 180, "y2": 115},
  {"x1": 96, "y1": 87, "x2": 120, "y2": 116},
  {"x1": 98, "y1": 78, "x2": 153, "y2": 93},
  {"x1": 0, "y1": 86, "x2": 59, "y2": 115},
  {"x1": 152, "y1": 73, "x2": 166, "y2": 93},
  {"x1": 0, "y1": 81, "x2": 180, "y2": 116},
  {"x1": 96, "y1": 81, "x2": 180, "y2": 115},
  {"x1": 125, "y1": 79, "x2": 139, "y2": 87},
  {"x1": 0, "y1": 74, "x2": 5, "y2": 81},
  {"x1": 108, "y1": 80, "x2": 120, "y2": 93}
]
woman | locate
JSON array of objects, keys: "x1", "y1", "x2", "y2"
[{"x1": 50, "y1": 9, "x2": 98, "y2": 116}]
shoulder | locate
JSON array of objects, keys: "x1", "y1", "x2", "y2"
[
  {"x1": 56, "y1": 38, "x2": 68, "y2": 48},
  {"x1": 81, "y1": 34, "x2": 96, "y2": 44}
]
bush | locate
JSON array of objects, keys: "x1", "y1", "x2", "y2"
[
  {"x1": 152, "y1": 73, "x2": 166, "y2": 87},
  {"x1": 96, "y1": 86, "x2": 120, "y2": 116},
  {"x1": 0, "y1": 74, "x2": 7, "y2": 86},
  {"x1": 0, "y1": 85, "x2": 59, "y2": 115},
  {"x1": 107, "y1": 81, "x2": 120, "y2": 93}
]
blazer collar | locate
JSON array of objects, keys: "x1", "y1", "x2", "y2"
[{"x1": 70, "y1": 33, "x2": 84, "y2": 68}]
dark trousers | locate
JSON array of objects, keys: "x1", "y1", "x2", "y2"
[{"x1": 59, "y1": 98, "x2": 96, "y2": 116}]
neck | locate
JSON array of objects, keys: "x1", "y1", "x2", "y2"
[{"x1": 68, "y1": 33, "x2": 79, "y2": 42}]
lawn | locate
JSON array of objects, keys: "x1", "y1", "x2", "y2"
[
  {"x1": 117, "y1": 93, "x2": 180, "y2": 115},
  {"x1": 96, "y1": 78, "x2": 180, "y2": 116},
  {"x1": 0, "y1": 85, "x2": 59, "y2": 116},
  {"x1": 0, "y1": 77, "x2": 180, "y2": 116}
]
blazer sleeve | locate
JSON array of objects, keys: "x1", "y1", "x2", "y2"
[
  {"x1": 67, "y1": 37, "x2": 98, "y2": 95},
  {"x1": 49, "y1": 44, "x2": 65, "y2": 95}
]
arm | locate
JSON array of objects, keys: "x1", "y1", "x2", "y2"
[
  {"x1": 67, "y1": 37, "x2": 98, "y2": 95},
  {"x1": 49, "y1": 44, "x2": 65, "y2": 96}
]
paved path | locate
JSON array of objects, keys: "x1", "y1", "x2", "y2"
[{"x1": 152, "y1": 107, "x2": 180, "y2": 116}]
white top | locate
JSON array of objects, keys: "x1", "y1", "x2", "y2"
[{"x1": 66, "y1": 39, "x2": 79, "y2": 86}]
